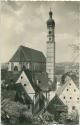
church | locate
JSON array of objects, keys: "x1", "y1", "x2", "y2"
[
  {"x1": 8, "y1": 45, "x2": 46, "y2": 73},
  {"x1": 1, "y1": 10, "x2": 57, "y2": 114},
  {"x1": 8, "y1": 9, "x2": 56, "y2": 91}
]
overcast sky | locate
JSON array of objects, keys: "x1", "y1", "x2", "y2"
[{"x1": 0, "y1": 1, "x2": 80, "y2": 63}]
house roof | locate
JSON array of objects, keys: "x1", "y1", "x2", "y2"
[
  {"x1": 9, "y1": 45, "x2": 46, "y2": 63},
  {"x1": 34, "y1": 72, "x2": 50, "y2": 91},
  {"x1": 61, "y1": 72, "x2": 79, "y2": 88},
  {"x1": 23, "y1": 69, "x2": 39, "y2": 92},
  {"x1": 17, "y1": 69, "x2": 50, "y2": 92},
  {"x1": 15, "y1": 83, "x2": 33, "y2": 104},
  {"x1": 47, "y1": 95, "x2": 67, "y2": 114}
]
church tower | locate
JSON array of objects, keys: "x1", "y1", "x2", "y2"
[{"x1": 46, "y1": 10, "x2": 56, "y2": 90}]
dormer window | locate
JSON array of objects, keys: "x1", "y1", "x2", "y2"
[
  {"x1": 70, "y1": 97, "x2": 72, "y2": 99},
  {"x1": 69, "y1": 83, "x2": 71, "y2": 86}
]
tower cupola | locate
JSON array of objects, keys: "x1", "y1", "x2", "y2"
[
  {"x1": 46, "y1": 10, "x2": 56, "y2": 91},
  {"x1": 47, "y1": 9, "x2": 55, "y2": 28}
]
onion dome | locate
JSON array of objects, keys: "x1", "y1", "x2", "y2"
[{"x1": 47, "y1": 10, "x2": 55, "y2": 28}]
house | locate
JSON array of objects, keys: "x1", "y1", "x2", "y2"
[
  {"x1": 16, "y1": 69, "x2": 37, "y2": 101},
  {"x1": 47, "y1": 95, "x2": 68, "y2": 122},
  {"x1": 56, "y1": 72, "x2": 80, "y2": 114},
  {"x1": 16, "y1": 69, "x2": 46, "y2": 114},
  {"x1": 8, "y1": 45, "x2": 46, "y2": 72}
]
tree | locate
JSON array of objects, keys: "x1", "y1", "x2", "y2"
[{"x1": 1, "y1": 98, "x2": 33, "y2": 125}]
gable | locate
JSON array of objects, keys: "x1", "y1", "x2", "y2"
[
  {"x1": 47, "y1": 95, "x2": 67, "y2": 114},
  {"x1": 60, "y1": 77, "x2": 79, "y2": 97},
  {"x1": 16, "y1": 71, "x2": 35, "y2": 95},
  {"x1": 56, "y1": 75, "x2": 79, "y2": 97},
  {"x1": 58, "y1": 76, "x2": 80, "y2": 113}
]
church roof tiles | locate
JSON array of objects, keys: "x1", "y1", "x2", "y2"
[{"x1": 9, "y1": 45, "x2": 46, "y2": 63}]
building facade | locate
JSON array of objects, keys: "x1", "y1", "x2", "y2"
[{"x1": 56, "y1": 75, "x2": 80, "y2": 114}]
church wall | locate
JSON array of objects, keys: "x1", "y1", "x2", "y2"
[
  {"x1": 30, "y1": 62, "x2": 46, "y2": 72},
  {"x1": 8, "y1": 61, "x2": 46, "y2": 72}
]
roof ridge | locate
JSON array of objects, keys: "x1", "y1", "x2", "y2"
[
  {"x1": 20, "y1": 45, "x2": 44, "y2": 54},
  {"x1": 9, "y1": 45, "x2": 46, "y2": 62}
]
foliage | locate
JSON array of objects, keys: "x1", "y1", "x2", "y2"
[
  {"x1": 43, "y1": 113, "x2": 54, "y2": 122},
  {"x1": 1, "y1": 89, "x2": 16, "y2": 101},
  {"x1": 67, "y1": 110, "x2": 79, "y2": 124},
  {"x1": 1, "y1": 88, "x2": 33, "y2": 125},
  {"x1": 58, "y1": 112, "x2": 67, "y2": 124}
]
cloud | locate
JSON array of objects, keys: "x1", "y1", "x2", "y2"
[{"x1": 0, "y1": 1, "x2": 80, "y2": 63}]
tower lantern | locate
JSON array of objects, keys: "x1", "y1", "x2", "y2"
[{"x1": 46, "y1": 9, "x2": 56, "y2": 90}]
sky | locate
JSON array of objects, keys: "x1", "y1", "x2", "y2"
[{"x1": 0, "y1": 1, "x2": 80, "y2": 63}]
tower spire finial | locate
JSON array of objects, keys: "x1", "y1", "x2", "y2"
[{"x1": 49, "y1": 8, "x2": 52, "y2": 18}]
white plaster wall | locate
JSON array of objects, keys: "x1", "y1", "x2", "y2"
[
  {"x1": 8, "y1": 62, "x2": 21, "y2": 71},
  {"x1": 8, "y1": 62, "x2": 12, "y2": 71},
  {"x1": 59, "y1": 79, "x2": 80, "y2": 113}
]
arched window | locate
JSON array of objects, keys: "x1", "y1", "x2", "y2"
[{"x1": 14, "y1": 66, "x2": 18, "y2": 71}]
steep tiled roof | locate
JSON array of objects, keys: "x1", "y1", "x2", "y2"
[
  {"x1": 9, "y1": 45, "x2": 46, "y2": 62},
  {"x1": 61, "y1": 72, "x2": 79, "y2": 88},
  {"x1": 15, "y1": 83, "x2": 33, "y2": 104},
  {"x1": 47, "y1": 95, "x2": 67, "y2": 114},
  {"x1": 34, "y1": 72, "x2": 50, "y2": 91},
  {"x1": 23, "y1": 69, "x2": 39, "y2": 92}
]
